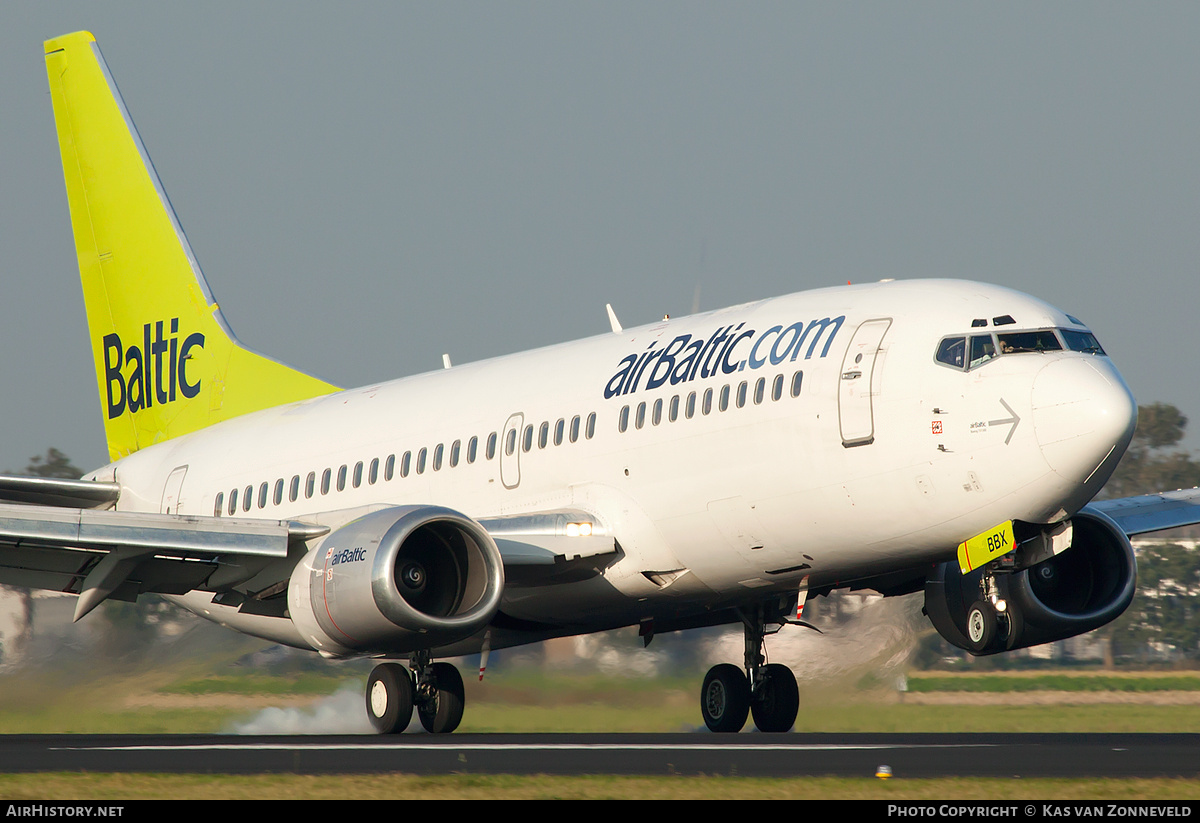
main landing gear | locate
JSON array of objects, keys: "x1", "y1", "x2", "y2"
[
  {"x1": 366, "y1": 653, "x2": 466, "y2": 734},
  {"x1": 700, "y1": 603, "x2": 801, "y2": 733}
]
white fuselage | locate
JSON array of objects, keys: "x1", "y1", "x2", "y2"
[{"x1": 91, "y1": 279, "x2": 1137, "y2": 651}]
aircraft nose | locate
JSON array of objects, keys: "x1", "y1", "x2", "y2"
[{"x1": 1031, "y1": 358, "x2": 1137, "y2": 485}]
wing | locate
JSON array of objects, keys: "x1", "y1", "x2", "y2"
[
  {"x1": 0, "y1": 474, "x2": 618, "y2": 622},
  {"x1": 1085, "y1": 487, "x2": 1200, "y2": 536}
]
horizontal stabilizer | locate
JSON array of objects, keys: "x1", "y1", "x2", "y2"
[{"x1": 0, "y1": 474, "x2": 120, "y2": 509}]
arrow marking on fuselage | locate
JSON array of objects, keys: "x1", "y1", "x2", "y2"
[{"x1": 988, "y1": 399, "x2": 1021, "y2": 445}]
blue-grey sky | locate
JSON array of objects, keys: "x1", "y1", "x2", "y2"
[{"x1": 1, "y1": 2, "x2": 1198, "y2": 474}]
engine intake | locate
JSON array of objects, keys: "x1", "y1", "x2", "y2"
[
  {"x1": 924, "y1": 509, "x2": 1136, "y2": 654},
  {"x1": 288, "y1": 506, "x2": 504, "y2": 656}
]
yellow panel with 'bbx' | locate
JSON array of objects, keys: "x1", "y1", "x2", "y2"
[{"x1": 956, "y1": 520, "x2": 1015, "y2": 574}]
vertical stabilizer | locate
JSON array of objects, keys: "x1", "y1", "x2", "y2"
[{"x1": 44, "y1": 32, "x2": 338, "y2": 460}]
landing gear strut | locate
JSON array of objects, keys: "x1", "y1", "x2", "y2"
[
  {"x1": 366, "y1": 656, "x2": 466, "y2": 734},
  {"x1": 700, "y1": 602, "x2": 800, "y2": 733}
]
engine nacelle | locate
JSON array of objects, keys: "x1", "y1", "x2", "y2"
[
  {"x1": 924, "y1": 509, "x2": 1136, "y2": 655},
  {"x1": 288, "y1": 505, "x2": 504, "y2": 656}
]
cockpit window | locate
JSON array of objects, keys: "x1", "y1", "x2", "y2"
[
  {"x1": 935, "y1": 337, "x2": 966, "y2": 369},
  {"x1": 997, "y1": 330, "x2": 1062, "y2": 354},
  {"x1": 936, "y1": 326, "x2": 1105, "y2": 372},
  {"x1": 969, "y1": 335, "x2": 997, "y2": 368},
  {"x1": 1061, "y1": 329, "x2": 1106, "y2": 355}
]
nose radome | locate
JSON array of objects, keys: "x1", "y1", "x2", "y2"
[{"x1": 1031, "y1": 358, "x2": 1137, "y2": 485}]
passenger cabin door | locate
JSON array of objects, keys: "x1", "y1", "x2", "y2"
[
  {"x1": 838, "y1": 318, "x2": 892, "y2": 447},
  {"x1": 500, "y1": 413, "x2": 524, "y2": 489}
]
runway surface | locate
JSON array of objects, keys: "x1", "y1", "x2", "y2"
[{"x1": 3, "y1": 734, "x2": 1198, "y2": 777}]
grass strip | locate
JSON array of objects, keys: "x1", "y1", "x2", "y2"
[{"x1": 908, "y1": 675, "x2": 1200, "y2": 693}]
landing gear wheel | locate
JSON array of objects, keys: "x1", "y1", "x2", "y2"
[
  {"x1": 701, "y1": 663, "x2": 750, "y2": 733},
  {"x1": 417, "y1": 662, "x2": 465, "y2": 734},
  {"x1": 366, "y1": 662, "x2": 413, "y2": 734},
  {"x1": 966, "y1": 600, "x2": 997, "y2": 652},
  {"x1": 751, "y1": 663, "x2": 799, "y2": 733}
]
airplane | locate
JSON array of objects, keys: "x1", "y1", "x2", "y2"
[{"x1": 7, "y1": 30, "x2": 1200, "y2": 735}]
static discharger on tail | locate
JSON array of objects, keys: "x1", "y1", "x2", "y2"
[{"x1": 0, "y1": 30, "x2": 1194, "y2": 734}]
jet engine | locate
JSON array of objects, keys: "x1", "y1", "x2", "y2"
[
  {"x1": 924, "y1": 509, "x2": 1136, "y2": 655},
  {"x1": 288, "y1": 505, "x2": 504, "y2": 657}
]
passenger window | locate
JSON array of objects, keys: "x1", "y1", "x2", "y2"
[
  {"x1": 636, "y1": 402, "x2": 646, "y2": 429},
  {"x1": 417, "y1": 448, "x2": 427, "y2": 474},
  {"x1": 244, "y1": 485, "x2": 253, "y2": 511},
  {"x1": 506, "y1": 429, "x2": 517, "y2": 456},
  {"x1": 351, "y1": 462, "x2": 362, "y2": 488},
  {"x1": 554, "y1": 419, "x2": 564, "y2": 446},
  {"x1": 214, "y1": 492, "x2": 224, "y2": 517},
  {"x1": 669, "y1": 395, "x2": 679, "y2": 422},
  {"x1": 321, "y1": 470, "x2": 331, "y2": 495},
  {"x1": 386, "y1": 454, "x2": 397, "y2": 481},
  {"x1": 754, "y1": 378, "x2": 765, "y2": 405},
  {"x1": 586, "y1": 412, "x2": 596, "y2": 439},
  {"x1": 228, "y1": 488, "x2": 238, "y2": 515},
  {"x1": 791, "y1": 371, "x2": 803, "y2": 398},
  {"x1": 468, "y1": 436, "x2": 478, "y2": 463},
  {"x1": 273, "y1": 479, "x2": 284, "y2": 506},
  {"x1": 451, "y1": 440, "x2": 461, "y2": 467},
  {"x1": 305, "y1": 472, "x2": 316, "y2": 499},
  {"x1": 398, "y1": 452, "x2": 408, "y2": 479},
  {"x1": 652, "y1": 399, "x2": 662, "y2": 426},
  {"x1": 486, "y1": 432, "x2": 497, "y2": 460},
  {"x1": 570, "y1": 416, "x2": 580, "y2": 442},
  {"x1": 258, "y1": 482, "x2": 268, "y2": 508},
  {"x1": 703, "y1": 389, "x2": 713, "y2": 415},
  {"x1": 772, "y1": 374, "x2": 784, "y2": 401},
  {"x1": 736, "y1": 381, "x2": 747, "y2": 408},
  {"x1": 336, "y1": 465, "x2": 347, "y2": 491},
  {"x1": 538, "y1": 422, "x2": 549, "y2": 449},
  {"x1": 290, "y1": 475, "x2": 300, "y2": 502},
  {"x1": 523, "y1": 425, "x2": 534, "y2": 453},
  {"x1": 369, "y1": 458, "x2": 379, "y2": 484},
  {"x1": 719, "y1": 385, "x2": 730, "y2": 412},
  {"x1": 433, "y1": 444, "x2": 444, "y2": 471},
  {"x1": 686, "y1": 392, "x2": 696, "y2": 418},
  {"x1": 936, "y1": 337, "x2": 967, "y2": 369}
]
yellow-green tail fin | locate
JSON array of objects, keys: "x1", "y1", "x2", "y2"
[{"x1": 44, "y1": 32, "x2": 339, "y2": 461}]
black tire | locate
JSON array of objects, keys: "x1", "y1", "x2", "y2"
[
  {"x1": 751, "y1": 663, "x2": 799, "y2": 733},
  {"x1": 417, "y1": 662, "x2": 465, "y2": 734},
  {"x1": 366, "y1": 662, "x2": 413, "y2": 734},
  {"x1": 701, "y1": 663, "x2": 750, "y2": 733},
  {"x1": 966, "y1": 600, "x2": 997, "y2": 652}
]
